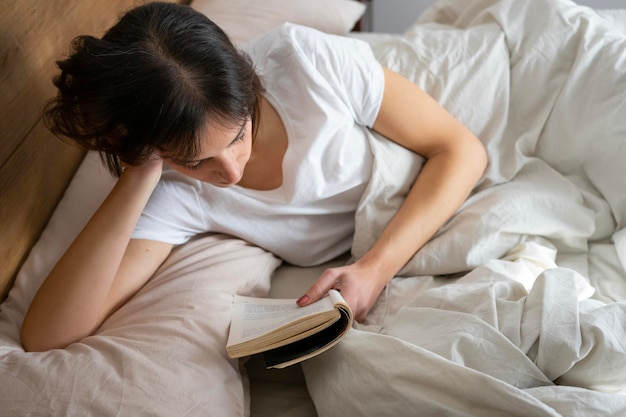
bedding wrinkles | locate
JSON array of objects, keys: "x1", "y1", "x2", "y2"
[
  {"x1": 2, "y1": 1, "x2": 626, "y2": 416},
  {"x1": 304, "y1": 0, "x2": 626, "y2": 416}
]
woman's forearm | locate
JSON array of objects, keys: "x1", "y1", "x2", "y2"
[
  {"x1": 357, "y1": 135, "x2": 487, "y2": 283},
  {"x1": 21, "y1": 162, "x2": 166, "y2": 351},
  {"x1": 359, "y1": 67, "x2": 488, "y2": 283},
  {"x1": 298, "y1": 68, "x2": 488, "y2": 320},
  {"x1": 297, "y1": 132, "x2": 487, "y2": 322}
]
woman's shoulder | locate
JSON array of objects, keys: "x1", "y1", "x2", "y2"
[
  {"x1": 243, "y1": 23, "x2": 366, "y2": 66},
  {"x1": 242, "y1": 24, "x2": 314, "y2": 62},
  {"x1": 244, "y1": 23, "x2": 326, "y2": 49}
]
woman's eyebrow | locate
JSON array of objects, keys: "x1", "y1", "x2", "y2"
[{"x1": 174, "y1": 121, "x2": 247, "y2": 164}]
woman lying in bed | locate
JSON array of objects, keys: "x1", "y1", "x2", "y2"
[
  {"x1": 21, "y1": 2, "x2": 486, "y2": 352},
  {"x1": 20, "y1": 0, "x2": 485, "y2": 388}
]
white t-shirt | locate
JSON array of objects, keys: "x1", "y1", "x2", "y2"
[{"x1": 132, "y1": 24, "x2": 385, "y2": 266}]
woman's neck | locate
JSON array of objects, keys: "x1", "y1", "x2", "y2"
[{"x1": 238, "y1": 96, "x2": 287, "y2": 190}]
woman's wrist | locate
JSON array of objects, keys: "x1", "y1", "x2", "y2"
[
  {"x1": 354, "y1": 246, "x2": 397, "y2": 286},
  {"x1": 118, "y1": 158, "x2": 163, "y2": 190}
]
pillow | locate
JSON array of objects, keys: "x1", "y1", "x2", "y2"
[
  {"x1": 190, "y1": 0, "x2": 366, "y2": 44},
  {"x1": 0, "y1": 152, "x2": 283, "y2": 416}
]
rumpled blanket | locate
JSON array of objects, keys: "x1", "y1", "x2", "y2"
[
  {"x1": 302, "y1": 0, "x2": 626, "y2": 416},
  {"x1": 1, "y1": 1, "x2": 625, "y2": 416}
]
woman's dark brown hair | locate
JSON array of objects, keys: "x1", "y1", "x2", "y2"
[{"x1": 44, "y1": 2, "x2": 263, "y2": 176}]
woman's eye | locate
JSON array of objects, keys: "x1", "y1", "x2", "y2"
[
  {"x1": 231, "y1": 131, "x2": 245, "y2": 145},
  {"x1": 185, "y1": 161, "x2": 203, "y2": 170}
]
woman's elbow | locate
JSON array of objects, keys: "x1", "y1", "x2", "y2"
[
  {"x1": 21, "y1": 324, "x2": 50, "y2": 352},
  {"x1": 21, "y1": 329, "x2": 44, "y2": 352},
  {"x1": 20, "y1": 318, "x2": 74, "y2": 352},
  {"x1": 456, "y1": 132, "x2": 488, "y2": 183}
]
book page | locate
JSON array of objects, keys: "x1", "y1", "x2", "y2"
[
  {"x1": 227, "y1": 293, "x2": 335, "y2": 346},
  {"x1": 262, "y1": 293, "x2": 353, "y2": 368}
]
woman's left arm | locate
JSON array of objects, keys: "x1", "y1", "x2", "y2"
[{"x1": 298, "y1": 67, "x2": 488, "y2": 321}]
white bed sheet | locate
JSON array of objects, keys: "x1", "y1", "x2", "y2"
[{"x1": 1, "y1": 2, "x2": 625, "y2": 417}]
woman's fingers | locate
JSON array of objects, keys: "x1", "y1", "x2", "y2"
[
  {"x1": 297, "y1": 269, "x2": 340, "y2": 306},
  {"x1": 296, "y1": 265, "x2": 384, "y2": 322}
]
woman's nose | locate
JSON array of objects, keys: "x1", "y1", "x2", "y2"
[{"x1": 214, "y1": 155, "x2": 240, "y2": 184}]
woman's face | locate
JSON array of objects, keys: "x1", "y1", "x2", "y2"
[{"x1": 166, "y1": 118, "x2": 253, "y2": 187}]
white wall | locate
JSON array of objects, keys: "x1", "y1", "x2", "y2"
[
  {"x1": 576, "y1": 0, "x2": 625, "y2": 8},
  {"x1": 370, "y1": 0, "x2": 433, "y2": 33},
  {"x1": 369, "y1": 0, "x2": 625, "y2": 33}
]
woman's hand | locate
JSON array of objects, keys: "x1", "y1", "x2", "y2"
[
  {"x1": 297, "y1": 259, "x2": 391, "y2": 322},
  {"x1": 120, "y1": 153, "x2": 164, "y2": 186}
]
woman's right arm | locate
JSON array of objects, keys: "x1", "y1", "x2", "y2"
[{"x1": 21, "y1": 158, "x2": 173, "y2": 352}]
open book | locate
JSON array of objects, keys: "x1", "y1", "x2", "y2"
[{"x1": 226, "y1": 290, "x2": 353, "y2": 369}]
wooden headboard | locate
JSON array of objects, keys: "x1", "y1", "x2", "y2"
[{"x1": 0, "y1": 0, "x2": 185, "y2": 302}]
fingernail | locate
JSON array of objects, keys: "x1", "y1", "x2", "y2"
[{"x1": 297, "y1": 295, "x2": 309, "y2": 305}]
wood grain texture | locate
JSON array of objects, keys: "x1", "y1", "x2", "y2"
[
  {"x1": 0, "y1": 126, "x2": 84, "y2": 302},
  {"x1": 0, "y1": 0, "x2": 184, "y2": 301}
]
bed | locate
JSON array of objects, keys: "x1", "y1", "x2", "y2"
[{"x1": 1, "y1": 0, "x2": 625, "y2": 416}]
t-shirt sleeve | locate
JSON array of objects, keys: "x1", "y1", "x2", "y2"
[
  {"x1": 296, "y1": 25, "x2": 385, "y2": 127},
  {"x1": 131, "y1": 168, "x2": 208, "y2": 245}
]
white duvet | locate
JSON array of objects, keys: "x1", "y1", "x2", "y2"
[
  {"x1": 303, "y1": 1, "x2": 626, "y2": 416},
  {"x1": 1, "y1": 0, "x2": 625, "y2": 416}
]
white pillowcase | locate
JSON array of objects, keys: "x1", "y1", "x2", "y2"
[{"x1": 190, "y1": 0, "x2": 366, "y2": 44}]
